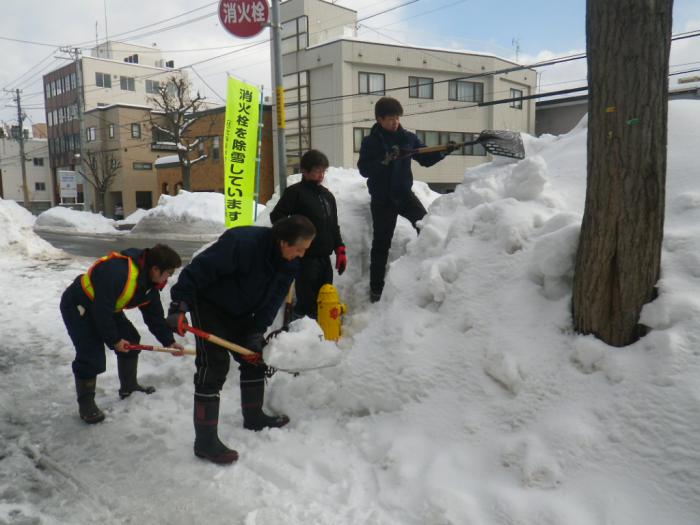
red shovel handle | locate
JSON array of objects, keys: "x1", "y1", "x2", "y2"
[
  {"x1": 178, "y1": 321, "x2": 258, "y2": 358},
  {"x1": 123, "y1": 343, "x2": 196, "y2": 356}
]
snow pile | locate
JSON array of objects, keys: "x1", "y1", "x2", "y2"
[
  {"x1": 130, "y1": 191, "x2": 266, "y2": 238},
  {"x1": 2, "y1": 101, "x2": 700, "y2": 525},
  {"x1": 264, "y1": 317, "x2": 343, "y2": 371},
  {"x1": 34, "y1": 205, "x2": 119, "y2": 234},
  {"x1": 130, "y1": 190, "x2": 226, "y2": 236},
  {"x1": 0, "y1": 199, "x2": 66, "y2": 260},
  {"x1": 117, "y1": 207, "x2": 149, "y2": 227}
]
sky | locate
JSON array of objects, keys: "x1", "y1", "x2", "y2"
[
  {"x1": 0, "y1": 0, "x2": 699, "y2": 126},
  {"x1": 2, "y1": 99, "x2": 700, "y2": 523}
]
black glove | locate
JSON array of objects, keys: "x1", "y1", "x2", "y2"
[
  {"x1": 166, "y1": 301, "x2": 189, "y2": 337},
  {"x1": 445, "y1": 141, "x2": 460, "y2": 154},
  {"x1": 243, "y1": 332, "x2": 266, "y2": 353},
  {"x1": 242, "y1": 332, "x2": 266, "y2": 365},
  {"x1": 382, "y1": 145, "x2": 401, "y2": 165}
]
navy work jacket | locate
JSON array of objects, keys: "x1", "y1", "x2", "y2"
[
  {"x1": 357, "y1": 123, "x2": 444, "y2": 204},
  {"x1": 170, "y1": 226, "x2": 298, "y2": 333}
]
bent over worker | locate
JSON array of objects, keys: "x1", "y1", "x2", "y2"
[
  {"x1": 60, "y1": 244, "x2": 184, "y2": 424},
  {"x1": 167, "y1": 215, "x2": 316, "y2": 465}
]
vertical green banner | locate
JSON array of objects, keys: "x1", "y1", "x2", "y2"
[{"x1": 223, "y1": 76, "x2": 260, "y2": 228}]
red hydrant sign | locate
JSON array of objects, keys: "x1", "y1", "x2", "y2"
[{"x1": 219, "y1": 0, "x2": 269, "y2": 38}]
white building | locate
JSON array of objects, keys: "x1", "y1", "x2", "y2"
[
  {"x1": 279, "y1": 0, "x2": 536, "y2": 190},
  {"x1": 42, "y1": 41, "x2": 186, "y2": 208},
  {"x1": 0, "y1": 134, "x2": 53, "y2": 213}
]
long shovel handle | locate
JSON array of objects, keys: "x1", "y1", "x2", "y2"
[
  {"x1": 402, "y1": 130, "x2": 525, "y2": 160},
  {"x1": 182, "y1": 323, "x2": 258, "y2": 357},
  {"x1": 124, "y1": 343, "x2": 196, "y2": 356}
]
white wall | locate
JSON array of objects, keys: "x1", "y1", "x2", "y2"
[
  {"x1": 82, "y1": 57, "x2": 186, "y2": 111},
  {"x1": 0, "y1": 138, "x2": 53, "y2": 208}
]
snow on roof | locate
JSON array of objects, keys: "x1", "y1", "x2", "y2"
[{"x1": 154, "y1": 154, "x2": 180, "y2": 167}]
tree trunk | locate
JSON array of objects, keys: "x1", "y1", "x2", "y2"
[
  {"x1": 181, "y1": 162, "x2": 191, "y2": 191},
  {"x1": 572, "y1": 0, "x2": 673, "y2": 346}
]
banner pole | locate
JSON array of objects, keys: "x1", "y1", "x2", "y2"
[{"x1": 254, "y1": 85, "x2": 264, "y2": 221}]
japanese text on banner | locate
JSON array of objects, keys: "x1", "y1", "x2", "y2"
[{"x1": 223, "y1": 77, "x2": 260, "y2": 228}]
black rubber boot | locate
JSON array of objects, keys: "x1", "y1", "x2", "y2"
[
  {"x1": 241, "y1": 376, "x2": 290, "y2": 431},
  {"x1": 75, "y1": 376, "x2": 105, "y2": 424},
  {"x1": 117, "y1": 355, "x2": 155, "y2": 399},
  {"x1": 193, "y1": 394, "x2": 239, "y2": 464}
]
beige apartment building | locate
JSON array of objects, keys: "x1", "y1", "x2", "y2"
[
  {"x1": 43, "y1": 42, "x2": 185, "y2": 208},
  {"x1": 279, "y1": 0, "x2": 536, "y2": 190},
  {"x1": 83, "y1": 104, "x2": 171, "y2": 217}
]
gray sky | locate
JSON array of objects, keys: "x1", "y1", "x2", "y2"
[{"x1": 1, "y1": 0, "x2": 698, "y2": 127}]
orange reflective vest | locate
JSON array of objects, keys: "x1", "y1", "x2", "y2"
[{"x1": 80, "y1": 252, "x2": 140, "y2": 312}]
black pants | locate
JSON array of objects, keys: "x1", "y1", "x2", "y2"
[
  {"x1": 60, "y1": 287, "x2": 140, "y2": 379},
  {"x1": 369, "y1": 192, "x2": 427, "y2": 293},
  {"x1": 294, "y1": 256, "x2": 333, "y2": 319},
  {"x1": 191, "y1": 299, "x2": 262, "y2": 396}
]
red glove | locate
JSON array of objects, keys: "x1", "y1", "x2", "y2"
[{"x1": 335, "y1": 245, "x2": 347, "y2": 275}]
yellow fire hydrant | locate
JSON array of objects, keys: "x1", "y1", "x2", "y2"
[{"x1": 316, "y1": 284, "x2": 347, "y2": 341}]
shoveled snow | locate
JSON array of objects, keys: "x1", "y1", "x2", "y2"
[
  {"x1": 1, "y1": 100, "x2": 700, "y2": 525},
  {"x1": 34, "y1": 205, "x2": 119, "y2": 234},
  {"x1": 264, "y1": 317, "x2": 343, "y2": 371}
]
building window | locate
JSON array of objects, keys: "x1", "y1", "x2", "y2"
[
  {"x1": 353, "y1": 127, "x2": 371, "y2": 152},
  {"x1": 212, "y1": 137, "x2": 220, "y2": 160},
  {"x1": 448, "y1": 80, "x2": 484, "y2": 103},
  {"x1": 510, "y1": 88, "x2": 523, "y2": 109},
  {"x1": 359, "y1": 72, "x2": 385, "y2": 95},
  {"x1": 408, "y1": 77, "x2": 433, "y2": 99},
  {"x1": 415, "y1": 130, "x2": 486, "y2": 156},
  {"x1": 95, "y1": 72, "x2": 111, "y2": 88},
  {"x1": 86, "y1": 127, "x2": 96, "y2": 142},
  {"x1": 133, "y1": 162, "x2": 153, "y2": 170},
  {"x1": 120, "y1": 76, "x2": 136, "y2": 91},
  {"x1": 131, "y1": 123, "x2": 141, "y2": 139},
  {"x1": 35, "y1": 182, "x2": 46, "y2": 191},
  {"x1": 33, "y1": 157, "x2": 44, "y2": 166},
  {"x1": 198, "y1": 139, "x2": 205, "y2": 155},
  {"x1": 108, "y1": 123, "x2": 115, "y2": 139},
  {"x1": 145, "y1": 80, "x2": 160, "y2": 94},
  {"x1": 135, "y1": 191, "x2": 152, "y2": 209},
  {"x1": 281, "y1": 15, "x2": 308, "y2": 54}
]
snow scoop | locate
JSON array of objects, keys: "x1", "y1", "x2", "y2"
[
  {"x1": 403, "y1": 130, "x2": 525, "y2": 160},
  {"x1": 175, "y1": 319, "x2": 328, "y2": 375},
  {"x1": 123, "y1": 343, "x2": 196, "y2": 356}
]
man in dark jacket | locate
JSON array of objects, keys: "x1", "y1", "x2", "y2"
[
  {"x1": 60, "y1": 244, "x2": 184, "y2": 424},
  {"x1": 167, "y1": 215, "x2": 316, "y2": 465},
  {"x1": 270, "y1": 149, "x2": 346, "y2": 319},
  {"x1": 358, "y1": 96, "x2": 457, "y2": 302}
]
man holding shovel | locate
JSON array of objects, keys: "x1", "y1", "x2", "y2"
[
  {"x1": 167, "y1": 215, "x2": 316, "y2": 465},
  {"x1": 60, "y1": 244, "x2": 185, "y2": 424},
  {"x1": 358, "y1": 96, "x2": 458, "y2": 303}
]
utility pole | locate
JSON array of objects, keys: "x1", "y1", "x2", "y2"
[
  {"x1": 62, "y1": 46, "x2": 91, "y2": 211},
  {"x1": 9, "y1": 89, "x2": 30, "y2": 209},
  {"x1": 270, "y1": 0, "x2": 287, "y2": 191}
]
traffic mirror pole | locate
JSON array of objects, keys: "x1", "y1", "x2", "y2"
[{"x1": 270, "y1": 0, "x2": 287, "y2": 192}]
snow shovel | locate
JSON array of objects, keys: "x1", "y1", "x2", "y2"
[
  {"x1": 176, "y1": 318, "x2": 261, "y2": 362},
  {"x1": 124, "y1": 343, "x2": 196, "y2": 356},
  {"x1": 403, "y1": 130, "x2": 525, "y2": 160}
]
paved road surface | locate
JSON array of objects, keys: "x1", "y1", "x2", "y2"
[{"x1": 36, "y1": 231, "x2": 212, "y2": 262}]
